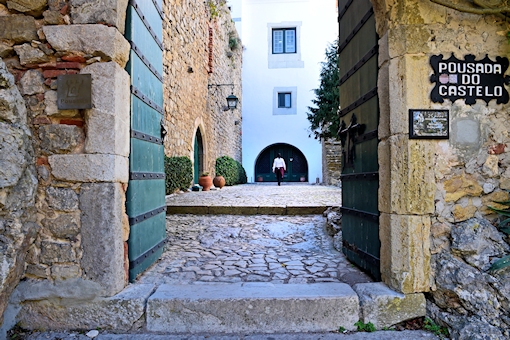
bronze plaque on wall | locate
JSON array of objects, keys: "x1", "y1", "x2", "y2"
[
  {"x1": 57, "y1": 74, "x2": 92, "y2": 109},
  {"x1": 409, "y1": 109, "x2": 449, "y2": 139}
]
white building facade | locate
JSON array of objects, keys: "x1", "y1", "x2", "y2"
[{"x1": 229, "y1": 0, "x2": 338, "y2": 183}]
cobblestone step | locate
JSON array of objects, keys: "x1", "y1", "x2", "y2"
[
  {"x1": 146, "y1": 282, "x2": 360, "y2": 333},
  {"x1": 166, "y1": 205, "x2": 328, "y2": 215}
]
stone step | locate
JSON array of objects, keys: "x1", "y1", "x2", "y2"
[
  {"x1": 166, "y1": 205, "x2": 328, "y2": 215},
  {"x1": 146, "y1": 282, "x2": 360, "y2": 333}
]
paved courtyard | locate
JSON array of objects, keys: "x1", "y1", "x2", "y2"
[{"x1": 139, "y1": 184, "x2": 373, "y2": 286}]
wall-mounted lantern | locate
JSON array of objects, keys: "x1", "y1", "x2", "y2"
[{"x1": 208, "y1": 84, "x2": 238, "y2": 111}]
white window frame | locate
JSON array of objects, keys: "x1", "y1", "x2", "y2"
[
  {"x1": 272, "y1": 28, "x2": 296, "y2": 54},
  {"x1": 268, "y1": 22, "x2": 304, "y2": 69},
  {"x1": 273, "y1": 87, "x2": 297, "y2": 115}
]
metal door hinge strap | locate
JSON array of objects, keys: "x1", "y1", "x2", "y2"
[
  {"x1": 129, "y1": 237, "x2": 168, "y2": 268},
  {"x1": 151, "y1": 0, "x2": 164, "y2": 20},
  {"x1": 131, "y1": 85, "x2": 164, "y2": 114},
  {"x1": 129, "y1": 206, "x2": 166, "y2": 226},
  {"x1": 342, "y1": 240, "x2": 380, "y2": 267},
  {"x1": 354, "y1": 130, "x2": 378, "y2": 144},
  {"x1": 338, "y1": 0, "x2": 354, "y2": 21},
  {"x1": 128, "y1": 40, "x2": 163, "y2": 83},
  {"x1": 131, "y1": 129, "x2": 164, "y2": 145},
  {"x1": 129, "y1": 0, "x2": 163, "y2": 51},
  {"x1": 340, "y1": 207, "x2": 379, "y2": 222},
  {"x1": 339, "y1": 7, "x2": 374, "y2": 53},
  {"x1": 341, "y1": 172, "x2": 378, "y2": 180},
  {"x1": 339, "y1": 46, "x2": 378, "y2": 86},
  {"x1": 338, "y1": 87, "x2": 378, "y2": 118},
  {"x1": 130, "y1": 172, "x2": 165, "y2": 180}
]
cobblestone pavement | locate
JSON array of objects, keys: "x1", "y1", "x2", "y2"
[
  {"x1": 140, "y1": 184, "x2": 372, "y2": 286},
  {"x1": 165, "y1": 183, "x2": 343, "y2": 208}
]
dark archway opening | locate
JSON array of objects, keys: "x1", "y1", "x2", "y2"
[{"x1": 255, "y1": 143, "x2": 308, "y2": 182}]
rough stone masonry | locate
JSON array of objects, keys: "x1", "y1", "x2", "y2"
[{"x1": 0, "y1": 0, "x2": 242, "y2": 332}]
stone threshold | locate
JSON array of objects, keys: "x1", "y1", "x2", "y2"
[
  {"x1": 13, "y1": 282, "x2": 426, "y2": 334},
  {"x1": 166, "y1": 205, "x2": 333, "y2": 215}
]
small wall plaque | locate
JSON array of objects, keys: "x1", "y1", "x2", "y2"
[
  {"x1": 57, "y1": 74, "x2": 92, "y2": 109},
  {"x1": 409, "y1": 109, "x2": 449, "y2": 139}
]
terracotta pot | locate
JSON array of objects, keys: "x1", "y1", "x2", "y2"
[
  {"x1": 198, "y1": 175, "x2": 212, "y2": 191},
  {"x1": 213, "y1": 175, "x2": 226, "y2": 189},
  {"x1": 257, "y1": 176, "x2": 263, "y2": 182}
]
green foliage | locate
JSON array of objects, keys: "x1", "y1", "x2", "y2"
[
  {"x1": 215, "y1": 156, "x2": 247, "y2": 186},
  {"x1": 307, "y1": 40, "x2": 339, "y2": 140},
  {"x1": 229, "y1": 34, "x2": 240, "y2": 51},
  {"x1": 164, "y1": 156, "x2": 193, "y2": 194},
  {"x1": 354, "y1": 320, "x2": 376, "y2": 332},
  {"x1": 488, "y1": 199, "x2": 510, "y2": 272},
  {"x1": 338, "y1": 326, "x2": 346, "y2": 333},
  {"x1": 423, "y1": 317, "x2": 449, "y2": 338}
]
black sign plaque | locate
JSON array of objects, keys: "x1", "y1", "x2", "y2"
[
  {"x1": 409, "y1": 109, "x2": 449, "y2": 139},
  {"x1": 57, "y1": 74, "x2": 92, "y2": 110},
  {"x1": 430, "y1": 54, "x2": 510, "y2": 105}
]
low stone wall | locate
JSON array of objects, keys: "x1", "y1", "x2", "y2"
[
  {"x1": 322, "y1": 138, "x2": 342, "y2": 186},
  {"x1": 163, "y1": 0, "x2": 242, "y2": 175}
]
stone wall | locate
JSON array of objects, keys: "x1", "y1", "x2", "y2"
[
  {"x1": 163, "y1": 0, "x2": 242, "y2": 177},
  {"x1": 0, "y1": 57, "x2": 38, "y2": 327},
  {"x1": 322, "y1": 138, "x2": 342, "y2": 186},
  {"x1": 373, "y1": 0, "x2": 510, "y2": 337},
  {"x1": 0, "y1": 0, "x2": 131, "y2": 331}
]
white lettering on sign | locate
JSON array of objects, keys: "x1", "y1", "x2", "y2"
[{"x1": 438, "y1": 62, "x2": 503, "y2": 74}]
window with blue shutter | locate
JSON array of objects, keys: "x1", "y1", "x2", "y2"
[
  {"x1": 272, "y1": 28, "x2": 296, "y2": 54},
  {"x1": 278, "y1": 92, "x2": 292, "y2": 108}
]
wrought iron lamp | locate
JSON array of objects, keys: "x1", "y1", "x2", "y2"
[{"x1": 208, "y1": 84, "x2": 239, "y2": 111}]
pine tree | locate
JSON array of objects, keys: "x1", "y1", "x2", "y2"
[{"x1": 307, "y1": 40, "x2": 339, "y2": 140}]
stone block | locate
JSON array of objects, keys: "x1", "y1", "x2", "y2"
[
  {"x1": 49, "y1": 154, "x2": 129, "y2": 183},
  {"x1": 40, "y1": 240, "x2": 76, "y2": 265},
  {"x1": 20, "y1": 69, "x2": 45, "y2": 95},
  {"x1": 44, "y1": 90, "x2": 79, "y2": 117},
  {"x1": 380, "y1": 213, "x2": 431, "y2": 294},
  {"x1": 0, "y1": 15, "x2": 37, "y2": 43},
  {"x1": 81, "y1": 62, "x2": 130, "y2": 156},
  {"x1": 389, "y1": 135, "x2": 435, "y2": 215},
  {"x1": 46, "y1": 186, "x2": 79, "y2": 212},
  {"x1": 70, "y1": 0, "x2": 129, "y2": 34},
  {"x1": 353, "y1": 282, "x2": 426, "y2": 329},
  {"x1": 444, "y1": 174, "x2": 483, "y2": 202},
  {"x1": 80, "y1": 183, "x2": 127, "y2": 296},
  {"x1": 6, "y1": 0, "x2": 46, "y2": 16},
  {"x1": 50, "y1": 264, "x2": 81, "y2": 280},
  {"x1": 378, "y1": 139, "x2": 390, "y2": 214},
  {"x1": 0, "y1": 61, "x2": 28, "y2": 126},
  {"x1": 41, "y1": 213, "x2": 80, "y2": 240},
  {"x1": 16, "y1": 283, "x2": 154, "y2": 331},
  {"x1": 0, "y1": 123, "x2": 27, "y2": 189},
  {"x1": 147, "y1": 283, "x2": 360, "y2": 333},
  {"x1": 43, "y1": 25, "x2": 131, "y2": 68},
  {"x1": 39, "y1": 124, "x2": 85, "y2": 154},
  {"x1": 378, "y1": 61, "x2": 390, "y2": 140},
  {"x1": 13, "y1": 43, "x2": 49, "y2": 65}
]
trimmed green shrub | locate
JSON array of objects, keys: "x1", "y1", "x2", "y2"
[
  {"x1": 164, "y1": 156, "x2": 193, "y2": 194},
  {"x1": 215, "y1": 156, "x2": 247, "y2": 186}
]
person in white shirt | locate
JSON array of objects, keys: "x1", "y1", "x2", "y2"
[{"x1": 272, "y1": 153, "x2": 286, "y2": 186}]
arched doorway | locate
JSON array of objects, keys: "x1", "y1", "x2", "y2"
[
  {"x1": 194, "y1": 129, "x2": 204, "y2": 184},
  {"x1": 255, "y1": 143, "x2": 308, "y2": 182}
]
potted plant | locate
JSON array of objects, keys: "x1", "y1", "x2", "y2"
[{"x1": 198, "y1": 172, "x2": 212, "y2": 191}]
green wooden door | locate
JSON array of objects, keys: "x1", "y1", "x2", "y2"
[
  {"x1": 194, "y1": 130, "x2": 203, "y2": 184},
  {"x1": 125, "y1": 0, "x2": 166, "y2": 282},
  {"x1": 255, "y1": 143, "x2": 308, "y2": 182},
  {"x1": 339, "y1": 0, "x2": 380, "y2": 280}
]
